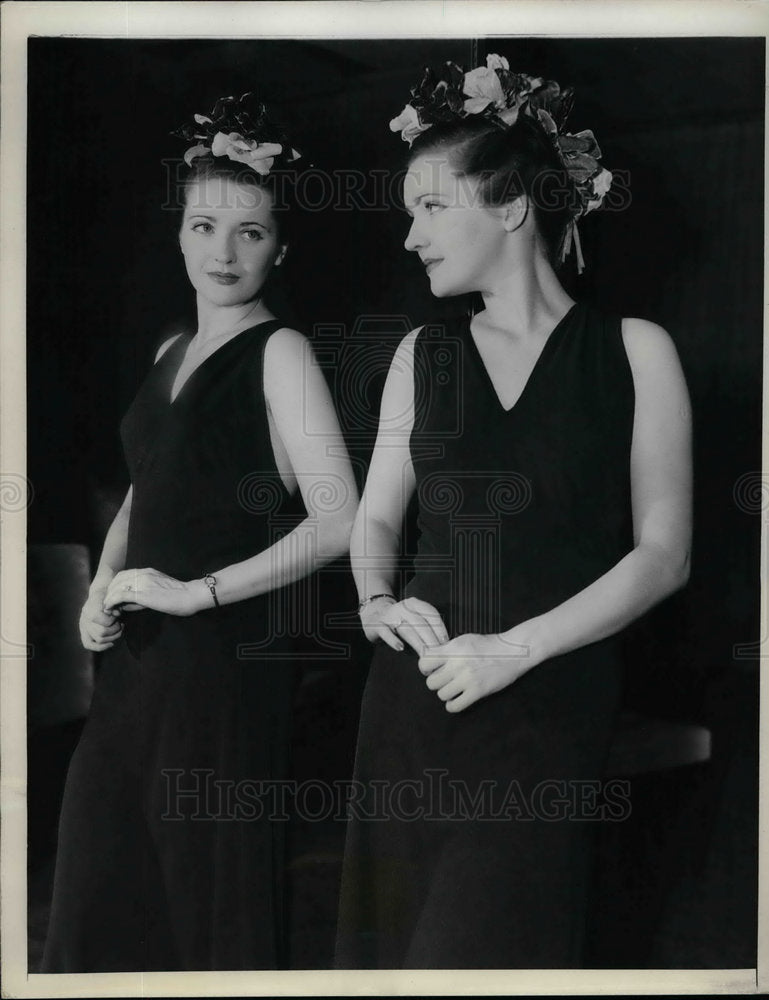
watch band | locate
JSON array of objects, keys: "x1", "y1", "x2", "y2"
[{"x1": 203, "y1": 573, "x2": 220, "y2": 609}]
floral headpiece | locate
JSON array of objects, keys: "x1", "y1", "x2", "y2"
[
  {"x1": 390, "y1": 55, "x2": 612, "y2": 271},
  {"x1": 172, "y1": 92, "x2": 301, "y2": 176}
]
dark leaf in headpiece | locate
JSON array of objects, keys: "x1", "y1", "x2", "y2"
[
  {"x1": 560, "y1": 152, "x2": 596, "y2": 184},
  {"x1": 412, "y1": 66, "x2": 436, "y2": 103},
  {"x1": 241, "y1": 93, "x2": 264, "y2": 123},
  {"x1": 444, "y1": 61, "x2": 465, "y2": 89},
  {"x1": 170, "y1": 122, "x2": 197, "y2": 142},
  {"x1": 529, "y1": 80, "x2": 560, "y2": 113},
  {"x1": 496, "y1": 68, "x2": 519, "y2": 103},
  {"x1": 559, "y1": 131, "x2": 600, "y2": 158},
  {"x1": 556, "y1": 87, "x2": 575, "y2": 128},
  {"x1": 431, "y1": 80, "x2": 449, "y2": 102},
  {"x1": 446, "y1": 86, "x2": 465, "y2": 114},
  {"x1": 212, "y1": 96, "x2": 236, "y2": 121}
]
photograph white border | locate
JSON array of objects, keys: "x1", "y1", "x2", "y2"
[{"x1": 2, "y1": 2, "x2": 766, "y2": 996}]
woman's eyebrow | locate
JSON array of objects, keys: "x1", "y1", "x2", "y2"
[
  {"x1": 186, "y1": 214, "x2": 271, "y2": 231},
  {"x1": 404, "y1": 193, "x2": 442, "y2": 216}
]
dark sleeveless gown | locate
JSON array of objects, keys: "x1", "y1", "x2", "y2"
[
  {"x1": 335, "y1": 301, "x2": 635, "y2": 969},
  {"x1": 42, "y1": 321, "x2": 303, "y2": 972}
]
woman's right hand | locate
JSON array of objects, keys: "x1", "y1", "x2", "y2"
[
  {"x1": 79, "y1": 591, "x2": 124, "y2": 652},
  {"x1": 359, "y1": 596, "x2": 450, "y2": 655}
]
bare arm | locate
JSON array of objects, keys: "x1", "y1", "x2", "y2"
[
  {"x1": 421, "y1": 318, "x2": 692, "y2": 711},
  {"x1": 350, "y1": 329, "x2": 449, "y2": 653},
  {"x1": 79, "y1": 486, "x2": 132, "y2": 650},
  {"x1": 104, "y1": 329, "x2": 359, "y2": 614},
  {"x1": 351, "y1": 330, "x2": 418, "y2": 600}
]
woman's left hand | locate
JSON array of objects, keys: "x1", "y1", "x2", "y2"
[
  {"x1": 103, "y1": 568, "x2": 206, "y2": 617},
  {"x1": 417, "y1": 632, "x2": 538, "y2": 713}
]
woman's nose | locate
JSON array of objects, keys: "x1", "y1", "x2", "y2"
[
  {"x1": 214, "y1": 234, "x2": 235, "y2": 263},
  {"x1": 404, "y1": 217, "x2": 426, "y2": 253}
]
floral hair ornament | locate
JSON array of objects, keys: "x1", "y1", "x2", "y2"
[
  {"x1": 390, "y1": 54, "x2": 612, "y2": 272},
  {"x1": 172, "y1": 92, "x2": 301, "y2": 176}
]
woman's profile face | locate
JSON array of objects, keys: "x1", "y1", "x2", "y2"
[
  {"x1": 402, "y1": 153, "x2": 507, "y2": 297},
  {"x1": 179, "y1": 175, "x2": 286, "y2": 308}
]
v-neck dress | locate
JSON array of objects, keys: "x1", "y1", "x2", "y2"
[
  {"x1": 335, "y1": 302, "x2": 635, "y2": 969},
  {"x1": 42, "y1": 321, "x2": 304, "y2": 972}
]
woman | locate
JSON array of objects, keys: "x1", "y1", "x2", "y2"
[
  {"x1": 336, "y1": 57, "x2": 692, "y2": 968},
  {"x1": 42, "y1": 93, "x2": 358, "y2": 972}
]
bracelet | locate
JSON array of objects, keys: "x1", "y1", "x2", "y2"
[
  {"x1": 203, "y1": 573, "x2": 220, "y2": 609},
  {"x1": 358, "y1": 593, "x2": 396, "y2": 611}
]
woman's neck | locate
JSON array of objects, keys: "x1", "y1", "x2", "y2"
[
  {"x1": 193, "y1": 296, "x2": 275, "y2": 345},
  {"x1": 475, "y1": 251, "x2": 574, "y2": 342}
]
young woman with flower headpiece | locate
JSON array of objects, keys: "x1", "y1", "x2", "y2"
[
  {"x1": 41, "y1": 94, "x2": 358, "y2": 972},
  {"x1": 335, "y1": 55, "x2": 692, "y2": 968}
]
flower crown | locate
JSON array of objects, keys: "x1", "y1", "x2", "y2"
[
  {"x1": 171, "y1": 92, "x2": 301, "y2": 176},
  {"x1": 390, "y1": 55, "x2": 613, "y2": 269}
]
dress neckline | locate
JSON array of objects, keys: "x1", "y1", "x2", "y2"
[
  {"x1": 167, "y1": 319, "x2": 281, "y2": 407},
  {"x1": 465, "y1": 302, "x2": 580, "y2": 414}
]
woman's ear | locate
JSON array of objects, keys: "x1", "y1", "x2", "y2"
[
  {"x1": 274, "y1": 243, "x2": 289, "y2": 267},
  {"x1": 502, "y1": 195, "x2": 528, "y2": 233}
]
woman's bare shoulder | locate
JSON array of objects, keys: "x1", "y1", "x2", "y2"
[
  {"x1": 621, "y1": 316, "x2": 677, "y2": 353},
  {"x1": 620, "y1": 318, "x2": 690, "y2": 420},
  {"x1": 261, "y1": 327, "x2": 314, "y2": 382},
  {"x1": 620, "y1": 317, "x2": 683, "y2": 375}
]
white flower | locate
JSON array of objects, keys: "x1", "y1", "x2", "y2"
[
  {"x1": 183, "y1": 143, "x2": 210, "y2": 167},
  {"x1": 586, "y1": 168, "x2": 613, "y2": 212},
  {"x1": 210, "y1": 131, "x2": 283, "y2": 175},
  {"x1": 389, "y1": 104, "x2": 430, "y2": 145},
  {"x1": 486, "y1": 53, "x2": 509, "y2": 72},
  {"x1": 462, "y1": 65, "x2": 506, "y2": 115}
]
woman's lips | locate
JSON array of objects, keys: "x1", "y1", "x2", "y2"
[
  {"x1": 207, "y1": 272, "x2": 239, "y2": 285},
  {"x1": 422, "y1": 258, "x2": 443, "y2": 274}
]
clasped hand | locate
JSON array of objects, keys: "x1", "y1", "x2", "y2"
[
  {"x1": 102, "y1": 568, "x2": 203, "y2": 617},
  {"x1": 417, "y1": 632, "x2": 535, "y2": 713},
  {"x1": 80, "y1": 569, "x2": 204, "y2": 651},
  {"x1": 359, "y1": 596, "x2": 450, "y2": 653},
  {"x1": 360, "y1": 597, "x2": 536, "y2": 712}
]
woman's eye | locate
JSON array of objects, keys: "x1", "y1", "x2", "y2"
[
  {"x1": 191, "y1": 222, "x2": 213, "y2": 234},
  {"x1": 241, "y1": 229, "x2": 263, "y2": 242}
]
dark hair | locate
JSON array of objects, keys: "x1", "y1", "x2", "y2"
[
  {"x1": 409, "y1": 114, "x2": 574, "y2": 266},
  {"x1": 179, "y1": 154, "x2": 297, "y2": 245}
]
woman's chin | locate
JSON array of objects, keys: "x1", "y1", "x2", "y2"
[
  {"x1": 427, "y1": 276, "x2": 466, "y2": 299},
  {"x1": 426, "y1": 274, "x2": 452, "y2": 298}
]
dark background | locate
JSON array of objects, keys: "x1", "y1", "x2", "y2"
[{"x1": 26, "y1": 37, "x2": 763, "y2": 968}]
